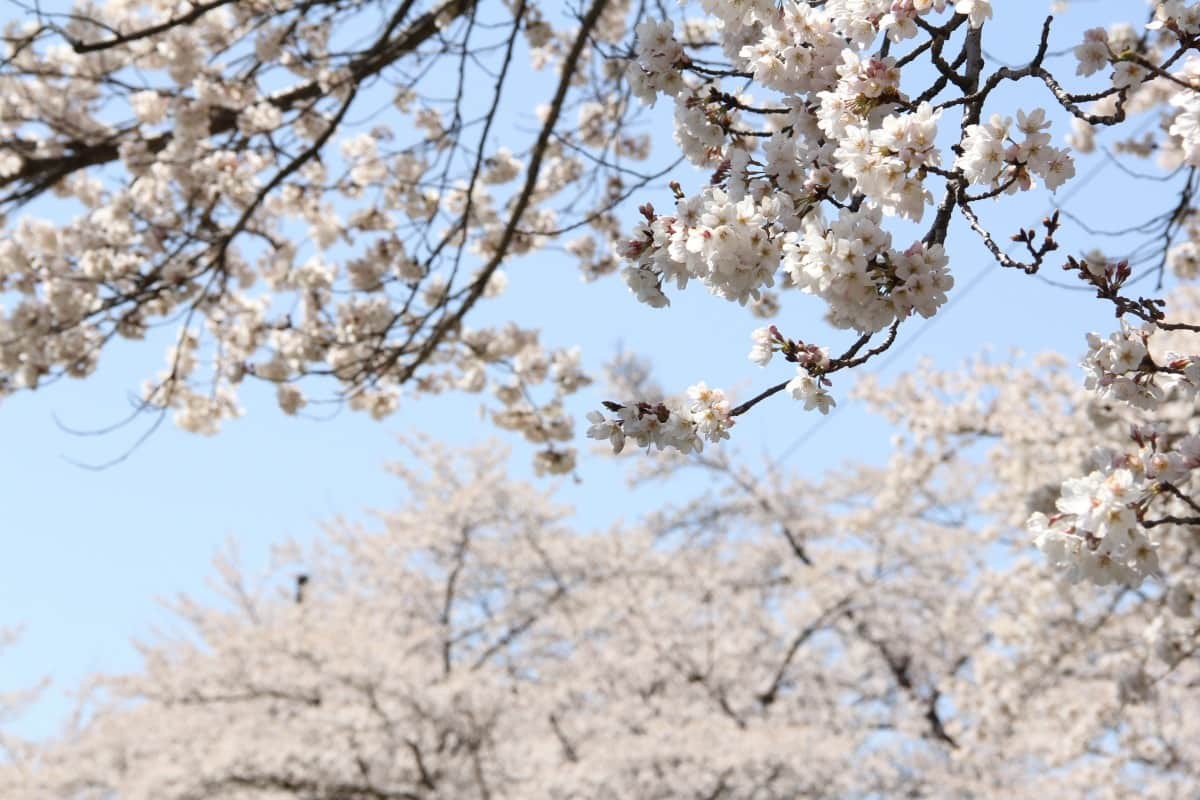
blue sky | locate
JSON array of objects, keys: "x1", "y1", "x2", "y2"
[{"x1": 0, "y1": 0, "x2": 1176, "y2": 738}]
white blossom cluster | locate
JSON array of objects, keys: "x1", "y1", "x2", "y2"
[
  {"x1": 1082, "y1": 323, "x2": 1200, "y2": 410},
  {"x1": 586, "y1": 381, "x2": 732, "y2": 455},
  {"x1": 619, "y1": 0, "x2": 1049, "y2": 314},
  {"x1": 1074, "y1": 23, "x2": 1149, "y2": 89},
  {"x1": 1028, "y1": 310, "x2": 1200, "y2": 587},
  {"x1": 1031, "y1": 419, "x2": 1200, "y2": 589},
  {"x1": 1065, "y1": 10, "x2": 1200, "y2": 171},
  {"x1": 955, "y1": 109, "x2": 1076, "y2": 193},
  {"x1": 739, "y1": 6, "x2": 846, "y2": 94},
  {"x1": 1029, "y1": 466, "x2": 1160, "y2": 587},
  {"x1": 784, "y1": 207, "x2": 953, "y2": 332},
  {"x1": 619, "y1": 189, "x2": 788, "y2": 307},
  {"x1": 786, "y1": 370, "x2": 836, "y2": 414},
  {"x1": 1148, "y1": 1, "x2": 1200, "y2": 38},
  {"x1": 833, "y1": 102, "x2": 942, "y2": 222},
  {"x1": 816, "y1": 51, "x2": 904, "y2": 143},
  {"x1": 455, "y1": 326, "x2": 592, "y2": 476},
  {"x1": 625, "y1": 19, "x2": 687, "y2": 103},
  {"x1": 747, "y1": 325, "x2": 830, "y2": 370},
  {"x1": 1169, "y1": 88, "x2": 1200, "y2": 167},
  {"x1": 748, "y1": 326, "x2": 837, "y2": 412},
  {"x1": 850, "y1": 321, "x2": 1200, "y2": 607}
]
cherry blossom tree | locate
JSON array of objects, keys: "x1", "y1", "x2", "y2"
[
  {"x1": 0, "y1": 629, "x2": 41, "y2": 767},
  {"x1": 1, "y1": 419, "x2": 1198, "y2": 797},
  {"x1": 1, "y1": 0, "x2": 648, "y2": 474},
  {"x1": 4, "y1": 1, "x2": 1200, "y2": 779},
  {"x1": 582, "y1": 0, "x2": 1200, "y2": 592},
  {"x1": 0, "y1": 0, "x2": 1195, "y2": 462},
  {"x1": 1, "y1": 0, "x2": 1198, "y2": 483}
]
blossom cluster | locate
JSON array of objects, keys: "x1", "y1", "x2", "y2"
[
  {"x1": 1148, "y1": 1, "x2": 1200, "y2": 38},
  {"x1": 1031, "y1": 318, "x2": 1200, "y2": 587},
  {"x1": 739, "y1": 7, "x2": 846, "y2": 94},
  {"x1": 955, "y1": 109, "x2": 1076, "y2": 193},
  {"x1": 833, "y1": 102, "x2": 941, "y2": 222},
  {"x1": 1031, "y1": 420, "x2": 1200, "y2": 589},
  {"x1": 625, "y1": 19, "x2": 687, "y2": 103},
  {"x1": 747, "y1": 325, "x2": 829, "y2": 370},
  {"x1": 749, "y1": 326, "x2": 836, "y2": 413},
  {"x1": 586, "y1": 382, "x2": 732, "y2": 455},
  {"x1": 619, "y1": 191, "x2": 787, "y2": 308},
  {"x1": 1029, "y1": 466, "x2": 1160, "y2": 587},
  {"x1": 1073, "y1": 24, "x2": 1146, "y2": 87},
  {"x1": 787, "y1": 207, "x2": 953, "y2": 332},
  {"x1": 1169, "y1": 89, "x2": 1200, "y2": 168},
  {"x1": 1082, "y1": 323, "x2": 1200, "y2": 411},
  {"x1": 816, "y1": 51, "x2": 904, "y2": 143}
]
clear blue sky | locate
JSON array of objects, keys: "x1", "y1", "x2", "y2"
[{"x1": 0, "y1": 0, "x2": 1168, "y2": 738}]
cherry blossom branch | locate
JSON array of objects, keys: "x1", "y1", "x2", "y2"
[
  {"x1": 58, "y1": 0, "x2": 239, "y2": 53},
  {"x1": 398, "y1": 0, "x2": 612, "y2": 384}
]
